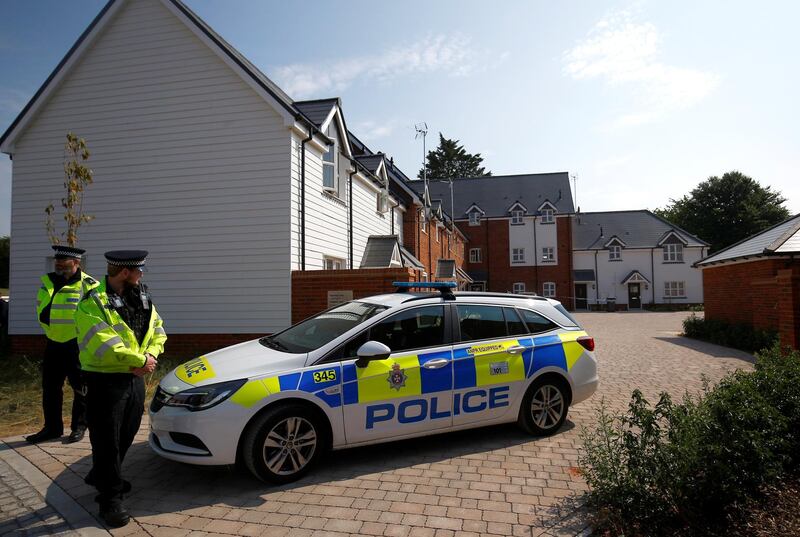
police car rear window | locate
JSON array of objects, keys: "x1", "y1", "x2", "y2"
[{"x1": 262, "y1": 301, "x2": 388, "y2": 354}]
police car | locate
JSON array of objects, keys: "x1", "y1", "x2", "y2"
[{"x1": 149, "y1": 282, "x2": 598, "y2": 483}]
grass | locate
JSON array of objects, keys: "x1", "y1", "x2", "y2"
[{"x1": 0, "y1": 350, "x2": 186, "y2": 438}]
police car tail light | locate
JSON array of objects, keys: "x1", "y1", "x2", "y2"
[
  {"x1": 164, "y1": 379, "x2": 246, "y2": 411},
  {"x1": 577, "y1": 336, "x2": 595, "y2": 352}
]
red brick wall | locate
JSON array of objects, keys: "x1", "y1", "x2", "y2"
[
  {"x1": 703, "y1": 259, "x2": 800, "y2": 349},
  {"x1": 291, "y1": 267, "x2": 420, "y2": 324},
  {"x1": 402, "y1": 208, "x2": 466, "y2": 277},
  {"x1": 457, "y1": 216, "x2": 575, "y2": 307}
]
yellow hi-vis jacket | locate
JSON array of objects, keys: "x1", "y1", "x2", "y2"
[
  {"x1": 36, "y1": 271, "x2": 99, "y2": 342},
  {"x1": 75, "y1": 279, "x2": 167, "y2": 373}
]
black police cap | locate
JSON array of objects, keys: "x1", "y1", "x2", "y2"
[
  {"x1": 104, "y1": 250, "x2": 148, "y2": 269},
  {"x1": 52, "y1": 245, "x2": 85, "y2": 260}
]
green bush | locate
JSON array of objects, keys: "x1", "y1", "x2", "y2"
[
  {"x1": 682, "y1": 314, "x2": 778, "y2": 352},
  {"x1": 579, "y1": 345, "x2": 800, "y2": 535}
]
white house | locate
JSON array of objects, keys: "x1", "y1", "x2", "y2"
[
  {"x1": 0, "y1": 0, "x2": 423, "y2": 339},
  {"x1": 572, "y1": 211, "x2": 708, "y2": 309}
]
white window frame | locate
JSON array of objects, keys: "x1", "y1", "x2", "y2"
[
  {"x1": 609, "y1": 245, "x2": 621, "y2": 261},
  {"x1": 420, "y1": 210, "x2": 427, "y2": 234},
  {"x1": 543, "y1": 282, "x2": 556, "y2": 297},
  {"x1": 323, "y1": 256, "x2": 345, "y2": 270},
  {"x1": 540, "y1": 208, "x2": 555, "y2": 224},
  {"x1": 322, "y1": 142, "x2": 338, "y2": 195},
  {"x1": 664, "y1": 281, "x2": 686, "y2": 298},
  {"x1": 541, "y1": 246, "x2": 555, "y2": 262},
  {"x1": 512, "y1": 282, "x2": 526, "y2": 294},
  {"x1": 435, "y1": 224, "x2": 440, "y2": 243},
  {"x1": 468, "y1": 212, "x2": 481, "y2": 226},
  {"x1": 663, "y1": 243, "x2": 684, "y2": 262},
  {"x1": 469, "y1": 248, "x2": 482, "y2": 263},
  {"x1": 376, "y1": 191, "x2": 389, "y2": 214},
  {"x1": 512, "y1": 248, "x2": 525, "y2": 264},
  {"x1": 511, "y1": 210, "x2": 524, "y2": 225}
]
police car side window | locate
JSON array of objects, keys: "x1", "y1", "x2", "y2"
[
  {"x1": 503, "y1": 307, "x2": 528, "y2": 336},
  {"x1": 519, "y1": 309, "x2": 558, "y2": 333},
  {"x1": 368, "y1": 306, "x2": 445, "y2": 353},
  {"x1": 457, "y1": 305, "x2": 507, "y2": 342}
]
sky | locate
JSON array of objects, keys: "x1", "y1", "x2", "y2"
[{"x1": 1, "y1": 0, "x2": 799, "y2": 237}]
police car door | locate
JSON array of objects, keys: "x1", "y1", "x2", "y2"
[
  {"x1": 451, "y1": 304, "x2": 531, "y2": 427},
  {"x1": 341, "y1": 305, "x2": 454, "y2": 444}
]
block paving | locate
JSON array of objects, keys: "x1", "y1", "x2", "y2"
[{"x1": 2, "y1": 312, "x2": 753, "y2": 536}]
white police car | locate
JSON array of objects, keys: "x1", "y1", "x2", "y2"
[{"x1": 149, "y1": 283, "x2": 598, "y2": 483}]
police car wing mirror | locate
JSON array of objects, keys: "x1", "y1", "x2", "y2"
[{"x1": 355, "y1": 341, "x2": 392, "y2": 368}]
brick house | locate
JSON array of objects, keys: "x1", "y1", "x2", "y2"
[{"x1": 696, "y1": 214, "x2": 800, "y2": 349}]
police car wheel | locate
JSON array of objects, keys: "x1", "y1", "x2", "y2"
[
  {"x1": 518, "y1": 378, "x2": 569, "y2": 436},
  {"x1": 242, "y1": 404, "x2": 326, "y2": 484}
]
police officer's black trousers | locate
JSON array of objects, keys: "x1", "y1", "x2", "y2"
[
  {"x1": 42, "y1": 339, "x2": 87, "y2": 434},
  {"x1": 85, "y1": 372, "x2": 144, "y2": 508}
]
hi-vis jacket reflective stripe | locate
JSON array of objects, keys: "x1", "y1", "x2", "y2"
[
  {"x1": 75, "y1": 279, "x2": 167, "y2": 373},
  {"x1": 179, "y1": 331, "x2": 588, "y2": 410},
  {"x1": 36, "y1": 272, "x2": 99, "y2": 343}
]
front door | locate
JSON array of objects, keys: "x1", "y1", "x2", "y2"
[
  {"x1": 628, "y1": 283, "x2": 641, "y2": 309},
  {"x1": 342, "y1": 305, "x2": 454, "y2": 444},
  {"x1": 575, "y1": 284, "x2": 588, "y2": 310}
]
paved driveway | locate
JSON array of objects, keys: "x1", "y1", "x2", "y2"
[{"x1": 5, "y1": 312, "x2": 754, "y2": 537}]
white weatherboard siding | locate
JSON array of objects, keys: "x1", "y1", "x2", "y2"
[
  {"x1": 351, "y1": 176, "x2": 393, "y2": 268},
  {"x1": 507, "y1": 217, "x2": 559, "y2": 266},
  {"x1": 573, "y1": 248, "x2": 704, "y2": 305},
  {"x1": 8, "y1": 0, "x2": 292, "y2": 334}
]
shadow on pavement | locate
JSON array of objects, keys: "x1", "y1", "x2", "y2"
[
  {"x1": 45, "y1": 419, "x2": 578, "y2": 524},
  {"x1": 654, "y1": 335, "x2": 755, "y2": 363}
]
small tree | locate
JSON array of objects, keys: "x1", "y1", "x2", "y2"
[
  {"x1": 418, "y1": 133, "x2": 491, "y2": 180},
  {"x1": 45, "y1": 133, "x2": 94, "y2": 246}
]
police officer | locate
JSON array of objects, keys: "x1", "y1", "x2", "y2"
[
  {"x1": 75, "y1": 250, "x2": 166, "y2": 528},
  {"x1": 27, "y1": 245, "x2": 98, "y2": 444}
]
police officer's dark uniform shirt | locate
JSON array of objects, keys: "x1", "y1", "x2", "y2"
[
  {"x1": 105, "y1": 279, "x2": 149, "y2": 345},
  {"x1": 39, "y1": 270, "x2": 82, "y2": 326}
]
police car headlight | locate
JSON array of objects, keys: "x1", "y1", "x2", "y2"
[{"x1": 164, "y1": 379, "x2": 247, "y2": 411}]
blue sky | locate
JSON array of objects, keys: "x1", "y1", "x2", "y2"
[{"x1": 1, "y1": 0, "x2": 799, "y2": 237}]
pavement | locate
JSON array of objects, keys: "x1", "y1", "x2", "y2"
[{"x1": 0, "y1": 311, "x2": 754, "y2": 537}]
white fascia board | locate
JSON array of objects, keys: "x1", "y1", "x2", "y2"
[
  {"x1": 507, "y1": 201, "x2": 528, "y2": 213},
  {"x1": 465, "y1": 204, "x2": 486, "y2": 215},
  {"x1": 0, "y1": 0, "x2": 129, "y2": 154},
  {"x1": 603, "y1": 236, "x2": 627, "y2": 248},
  {"x1": 537, "y1": 200, "x2": 557, "y2": 211},
  {"x1": 354, "y1": 172, "x2": 382, "y2": 193},
  {"x1": 320, "y1": 107, "x2": 353, "y2": 159},
  {"x1": 158, "y1": 0, "x2": 296, "y2": 127},
  {"x1": 657, "y1": 230, "x2": 689, "y2": 246},
  {"x1": 291, "y1": 126, "x2": 329, "y2": 153}
]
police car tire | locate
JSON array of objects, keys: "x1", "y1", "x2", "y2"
[
  {"x1": 518, "y1": 377, "x2": 570, "y2": 436},
  {"x1": 242, "y1": 404, "x2": 328, "y2": 484}
]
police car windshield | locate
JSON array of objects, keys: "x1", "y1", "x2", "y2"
[{"x1": 262, "y1": 301, "x2": 389, "y2": 354}]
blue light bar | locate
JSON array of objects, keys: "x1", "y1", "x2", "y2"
[{"x1": 393, "y1": 281, "x2": 457, "y2": 289}]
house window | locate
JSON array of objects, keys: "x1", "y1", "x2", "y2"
[
  {"x1": 468, "y1": 212, "x2": 481, "y2": 226},
  {"x1": 540, "y1": 208, "x2": 554, "y2": 224},
  {"x1": 323, "y1": 256, "x2": 345, "y2": 270},
  {"x1": 511, "y1": 210, "x2": 524, "y2": 225},
  {"x1": 377, "y1": 191, "x2": 389, "y2": 214},
  {"x1": 512, "y1": 248, "x2": 525, "y2": 263},
  {"x1": 435, "y1": 225, "x2": 440, "y2": 243},
  {"x1": 609, "y1": 245, "x2": 621, "y2": 261},
  {"x1": 663, "y1": 244, "x2": 683, "y2": 262},
  {"x1": 322, "y1": 142, "x2": 337, "y2": 194},
  {"x1": 420, "y1": 210, "x2": 427, "y2": 234},
  {"x1": 469, "y1": 248, "x2": 482, "y2": 263},
  {"x1": 513, "y1": 282, "x2": 526, "y2": 294},
  {"x1": 542, "y1": 247, "x2": 555, "y2": 262},
  {"x1": 664, "y1": 281, "x2": 686, "y2": 298},
  {"x1": 543, "y1": 282, "x2": 556, "y2": 297}
]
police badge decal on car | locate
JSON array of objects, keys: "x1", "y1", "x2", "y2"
[{"x1": 387, "y1": 363, "x2": 407, "y2": 390}]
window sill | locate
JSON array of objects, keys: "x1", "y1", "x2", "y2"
[
  {"x1": 539, "y1": 221, "x2": 555, "y2": 225},
  {"x1": 662, "y1": 296, "x2": 687, "y2": 299},
  {"x1": 608, "y1": 259, "x2": 623, "y2": 262},
  {"x1": 511, "y1": 261, "x2": 525, "y2": 264},
  {"x1": 510, "y1": 222, "x2": 525, "y2": 226},
  {"x1": 541, "y1": 260, "x2": 556, "y2": 264},
  {"x1": 663, "y1": 261, "x2": 685, "y2": 264},
  {"x1": 322, "y1": 190, "x2": 346, "y2": 206}
]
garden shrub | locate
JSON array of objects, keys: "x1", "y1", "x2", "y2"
[
  {"x1": 682, "y1": 314, "x2": 778, "y2": 352},
  {"x1": 579, "y1": 345, "x2": 800, "y2": 536}
]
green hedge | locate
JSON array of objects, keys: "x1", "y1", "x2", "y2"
[
  {"x1": 579, "y1": 345, "x2": 800, "y2": 536},
  {"x1": 683, "y1": 314, "x2": 778, "y2": 352}
]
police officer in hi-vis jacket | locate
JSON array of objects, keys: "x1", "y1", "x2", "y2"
[
  {"x1": 27, "y1": 245, "x2": 98, "y2": 444},
  {"x1": 76, "y1": 250, "x2": 166, "y2": 528}
]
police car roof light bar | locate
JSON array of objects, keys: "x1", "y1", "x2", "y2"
[{"x1": 392, "y1": 281, "x2": 457, "y2": 299}]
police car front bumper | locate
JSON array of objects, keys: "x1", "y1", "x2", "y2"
[{"x1": 148, "y1": 400, "x2": 246, "y2": 466}]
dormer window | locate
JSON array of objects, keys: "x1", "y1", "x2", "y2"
[
  {"x1": 469, "y1": 212, "x2": 481, "y2": 226},
  {"x1": 540, "y1": 208, "x2": 554, "y2": 224},
  {"x1": 511, "y1": 210, "x2": 524, "y2": 225},
  {"x1": 322, "y1": 142, "x2": 337, "y2": 193},
  {"x1": 609, "y1": 245, "x2": 621, "y2": 261},
  {"x1": 377, "y1": 190, "x2": 389, "y2": 213},
  {"x1": 663, "y1": 243, "x2": 683, "y2": 262}
]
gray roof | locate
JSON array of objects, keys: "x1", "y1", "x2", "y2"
[
  {"x1": 360, "y1": 236, "x2": 425, "y2": 270},
  {"x1": 573, "y1": 210, "x2": 708, "y2": 250},
  {"x1": 696, "y1": 214, "x2": 800, "y2": 266},
  {"x1": 411, "y1": 173, "x2": 575, "y2": 218},
  {"x1": 293, "y1": 99, "x2": 338, "y2": 126},
  {"x1": 355, "y1": 154, "x2": 384, "y2": 174}
]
